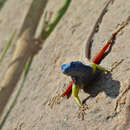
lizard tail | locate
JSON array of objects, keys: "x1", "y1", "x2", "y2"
[
  {"x1": 92, "y1": 41, "x2": 112, "y2": 64},
  {"x1": 61, "y1": 81, "x2": 73, "y2": 97}
]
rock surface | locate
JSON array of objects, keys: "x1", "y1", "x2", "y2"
[{"x1": 0, "y1": 0, "x2": 130, "y2": 130}]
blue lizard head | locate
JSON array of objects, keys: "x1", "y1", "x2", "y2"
[{"x1": 61, "y1": 61, "x2": 92, "y2": 77}]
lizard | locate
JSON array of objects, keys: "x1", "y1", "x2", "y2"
[
  {"x1": 60, "y1": 16, "x2": 130, "y2": 108},
  {"x1": 61, "y1": 61, "x2": 109, "y2": 107}
]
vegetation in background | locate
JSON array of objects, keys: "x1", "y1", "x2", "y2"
[
  {"x1": 0, "y1": 0, "x2": 71, "y2": 129},
  {"x1": 0, "y1": 0, "x2": 7, "y2": 10}
]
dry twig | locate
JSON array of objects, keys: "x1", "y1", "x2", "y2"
[
  {"x1": 85, "y1": 0, "x2": 115, "y2": 59},
  {"x1": 110, "y1": 59, "x2": 124, "y2": 72},
  {"x1": 114, "y1": 79, "x2": 130, "y2": 112}
]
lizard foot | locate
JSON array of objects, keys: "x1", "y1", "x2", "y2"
[
  {"x1": 77, "y1": 104, "x2": 88, "y2": 120},
  {"x1": 48, "y1": 93, "x2": 62, "y2": 109}
]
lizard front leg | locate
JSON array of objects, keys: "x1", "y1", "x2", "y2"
[
  {"x1": 72, "y1": 83, "x2": 88, "y2": 120},
  {"x1": 72, "y1": 83, "x2": 82, "y2": 106}
]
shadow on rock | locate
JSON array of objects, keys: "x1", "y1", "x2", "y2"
[{"x1": 82, "y1": 72, "x2": 120, "y2": 104}]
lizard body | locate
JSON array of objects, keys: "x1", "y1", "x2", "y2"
[{"x1": 61, "y1": 61, "x2": 108, "y2": 106}]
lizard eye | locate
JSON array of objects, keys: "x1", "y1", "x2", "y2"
[
  {"x1": 70, "y1": 61, "x2": 83, "y2": 69},
  {"x1": 70, "y1": 62, "x2": 76, "y2": 68}
]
